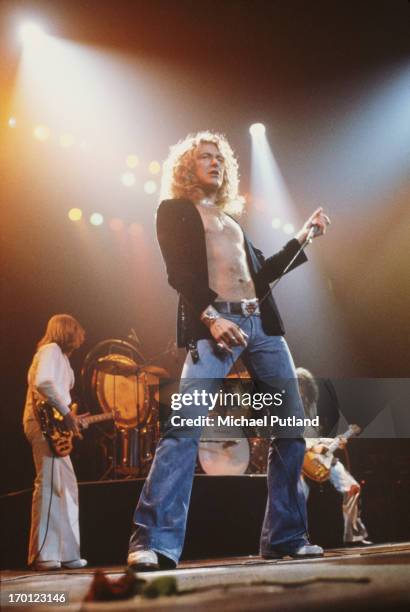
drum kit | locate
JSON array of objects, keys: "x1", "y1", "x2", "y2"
[
  {"x1": 82, "y1": 337, "x2": 269, "y2": 479},
  {"x1": 197, "y1": 376, "x2": 270, "y2": 476}
]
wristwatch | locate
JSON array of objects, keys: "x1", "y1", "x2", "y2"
[{"x1": 200, "y1": 307, "x2": 221, "y2": 328}]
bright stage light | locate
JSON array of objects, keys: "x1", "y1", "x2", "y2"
[
  {"x1": 8, "y1": 117, "x2": 17, "y2": 128},
  {"x1": 33, "y1": 124, "x2": 50, "y2": 141},
  {"x1": 19, "y1": 22, "x2": 46, "y2": 46},
  {"x1": 68, "y1": 208, "x2": 82, "y2": 222},
  {"x1": 249, "y1": 123, "x2": 266, "y2": 137},
  {"x1": 121, "y1": 172, "x2": 136, "y2": 187},
  {"x1": 126, "y1": 154, "x2": 139, "y2": 169},
  {"x1": 59, "y1": 133, "x2": 75, "y2": 148},
  {"x1": 148, "y1": 160, "x2": 161, "y2": 174},
  {"x1": 283, "y1": 222, "x2": 295, "y2": 235},
  {"x1": 90, "y1": 213, "x2": 104, "y2": 226},
  {"x1": 272, "y1": 217, "x2": 281, "y2": 229},
  {"x1": 144, "y1": 180, "x2": 157, "y2": 195}
]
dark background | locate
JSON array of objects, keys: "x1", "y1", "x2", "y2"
[{"x1": 1, "y1": 0, "x2": 409, "y2": 496}]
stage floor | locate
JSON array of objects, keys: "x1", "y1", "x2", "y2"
[{"x1": 1, "y1": 543, "x2": 410, "y2": 611}]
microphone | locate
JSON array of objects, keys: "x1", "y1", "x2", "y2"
[{"x1": 306, "y1": 224, "x2": 321, "y2": 243}]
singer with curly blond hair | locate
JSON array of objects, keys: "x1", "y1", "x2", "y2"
[{"x1": 128, "y1": 131, "x2": 331, "y2": 571}]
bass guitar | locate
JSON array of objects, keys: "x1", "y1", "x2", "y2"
[
  {"x1": 302, "y1": 424, "x2": 361, "y2": 483},
  {"x1": 37, "y1": 400, "x2": 114, "y2": 457}
]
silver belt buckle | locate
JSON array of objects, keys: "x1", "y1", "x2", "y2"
[{"x1": 241, "y1": 299, "x2": 260, "y2": 316}]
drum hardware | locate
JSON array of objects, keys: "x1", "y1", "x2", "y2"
[
  {"x1": 141, "y1": 365, "x2": 170, "y2": 377},
  {"x1": 198, "y1": 435, "x2": 270, "y2": 475},
  {"x1": 96, "y1": 356, "x2": 170, "y2": 379},
  {"x1": 198, "y1": 432, "x2": 250, "y2": 475},
  {"x1": 84, "y1": 338, "x2": 274, "y2": 479},
  {"x1": 247, "y1": 438, "x2": 270, "y2": 474},
  {"x1": 82, "y1": 337, "x2": 173, "y2": 480},
  {"x1": 96, "y1": 355, "x2": 144, "y2": 377},
  {"x1": 196, "y1": 375, "x2": 271, "y2": 476},
  {"x1": 115, "y1": 422, "x2": 159, "y2": 477}
]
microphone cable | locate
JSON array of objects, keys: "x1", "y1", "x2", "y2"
[{"x1": 217, "y1": 226, "x2": 320, "y2": 541}]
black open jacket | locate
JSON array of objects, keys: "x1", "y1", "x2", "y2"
[{"x1": 156, "y1": 198, "x2": 307, "y2": 348}]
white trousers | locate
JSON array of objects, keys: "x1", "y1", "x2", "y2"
[
  {"x1": 24, "y1": 419, "x2": 81, "y2": 565},
  {"x1": 302, "y1": 460, "x2": 368, "y2": 543}
]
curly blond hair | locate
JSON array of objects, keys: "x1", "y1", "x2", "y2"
[{"x1": 160, "y1": 131, "x2": 244, "y2": 215}]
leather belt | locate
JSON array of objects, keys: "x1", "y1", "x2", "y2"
[{"x1": 214, "y1": 299, "x2": 261, "y2": 316}]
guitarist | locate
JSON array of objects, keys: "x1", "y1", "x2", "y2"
[
  {"x1": 23, "y1": 314, "x2": 88, "y2": 571},
  {"x1": 296, "y1": 367, "x2": 372, "y2": 547}
]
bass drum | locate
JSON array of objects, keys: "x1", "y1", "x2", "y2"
[
  {"x1": 198, "y1": 425, "x2": 250, "y2": 475},
  {"x1": 82, "y1": 338, "x2": 152, "y2": 429}
]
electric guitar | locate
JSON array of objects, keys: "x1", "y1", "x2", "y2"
[
  {"x1": 37, "y1": 400, "x2": 114, "y2": 457},
  {"x1": 302, "y1": 424, "x2": 361, "y2": 483}
]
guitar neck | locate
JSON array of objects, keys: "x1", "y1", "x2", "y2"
[
  {"x1": 327, "y1": 428, "x2": 356, "y2": 454},
  {"x1": 83, "y1": 413, "x2": 114, "y2": 426}
]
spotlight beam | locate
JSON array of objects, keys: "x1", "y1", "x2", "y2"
[
  {"x1": 249, "y1": 123, "x2": 266, "y2": 137},
  {"x1": 19, "y1": 22, "x2": 46, "y2": 46}
]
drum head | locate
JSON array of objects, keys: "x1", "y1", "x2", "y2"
[
  {"x1": 82, "y1": 339, "x2": 150, "y2": 429},
  {"x1": 94, "y1": 357, "x2": 150, "y2": 429},
  {"x1": 199, "y1": 426, "x2": 250, "y2": 475}
]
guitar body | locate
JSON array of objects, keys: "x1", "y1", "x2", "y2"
[
  {"x1": 37, "y1": 400, "x2": 115, "y2": 457},
  {"x1": 37, "y1": 401, "x2": 74, "y2": 457},
  {"x1": 302, "y1": 450, "x2": 331, "y2": 483},
  {"x1": 302, "y1": 424, "x2": 361, "y2": 483}
]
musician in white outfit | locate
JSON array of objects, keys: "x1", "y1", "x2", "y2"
[
  {"x1": 23, "y1": 314, "x2": 88, "y2": 570},
  {"x1": 296, "y1": 367, "x2": 371, "y2": 546}
]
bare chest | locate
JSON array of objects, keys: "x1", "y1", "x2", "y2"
[
  {"x1": 196, "y1": 206, "x2": 244, "y2": 248},
  {"x1": 195, "y1": 204, "x2": 255, "y2": 299}
]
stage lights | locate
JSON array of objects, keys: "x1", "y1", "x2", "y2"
[
  {"x1": 271, "y1": 217, "x2": 281, "y2": 229},
  {"x1": 90, "y1": 213, "x2": 104, "y2": 226},
  {"x1": 148, "y1": 160, "x2": 161, "y2": 174},
  {"x1": 8, "y1": 117, "x2": 17, "y2": 128},
  {"x1": 33, "y1": 124, "x2": 50, "y2": 141},
  {"x1": 19, "y1": 22, "x2": 46, "y2": 47},
  {"x1": 126, "y1": 154, "x2": 139, "y2": 169},
  {"x1": 68, "y1": 208, "x2": 82, "y2": 222},
  {"x1": 121, "y1": 172, "x2": 136, "y2": 187},
  {"x1": 144, "y1": 180, "x2": 157, "y2": 194},
  {"x1": 249, "y1": 123, "x2": 266, "y2": 137},
  {"x1": 283, "y1": 223, "x2": 295, "y2": 235}
]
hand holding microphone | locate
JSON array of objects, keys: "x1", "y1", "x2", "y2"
[{"x1": 296, "y1": 207, "x2": 331, "y2": 245}]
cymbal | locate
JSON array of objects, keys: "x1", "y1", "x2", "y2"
[
  {"x1": 96, "y1": 355, "x2": 137, "y2": 376},
  {"x1": 97, "y1": 356, "x2": 170, "y2": 378},
  {"x1": 141, "y1": 365, "x2": 170, "y2": 378}
]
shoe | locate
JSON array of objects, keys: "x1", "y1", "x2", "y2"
[
  {"x1": 128, "y1": 550, "x2": 160, "y2": 572},
  {"x1": 62, "y1": 559, "x2": 88, "y2": 569},
  {"x1": 291, "y1": 544, "x2": 324, "y2": 558},
  {"x1": 345, "y1": 540, "x2": 373, "y2": 547},
  {"x1": 33, "y1": 560, "x2": 61, "y2": 571},
  {"x1": 263, "y1": 543, "x2": 324, "y2": 560}
]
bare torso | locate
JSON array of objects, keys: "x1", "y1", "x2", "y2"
[{"x1": 195, "y1": 204, "x2": 256, "y2": 301}]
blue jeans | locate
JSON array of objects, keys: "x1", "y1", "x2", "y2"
[{"x1": 129, "y1": 314, "x2": 308, "y2": 563}]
